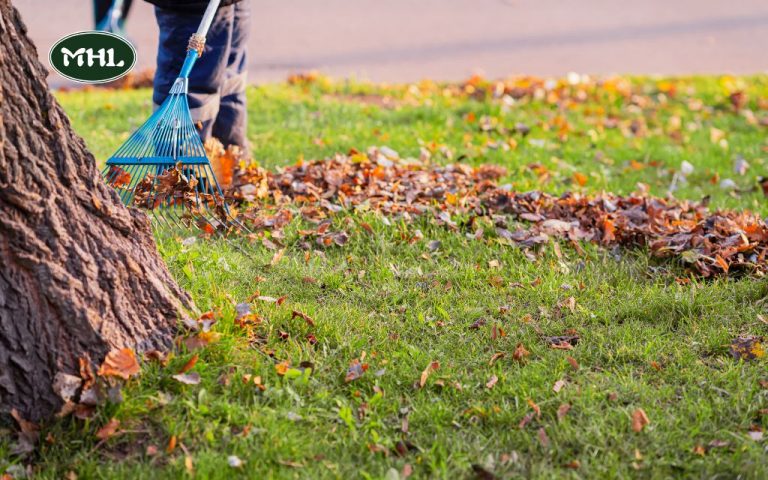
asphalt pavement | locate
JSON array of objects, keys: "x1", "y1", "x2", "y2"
[{"x1": 14, "y1": 0, "x2": 768, "y2": 87}]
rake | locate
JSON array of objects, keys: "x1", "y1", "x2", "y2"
[{"x1": 102, "y1": 0, "x2": 241, "y2": 232}]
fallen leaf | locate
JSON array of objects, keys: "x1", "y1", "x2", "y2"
[
  {"x1": 537, "y1": 427, "x2": 550, "y2": 447},
  {"x1": 345, "y1": 359, "x2": 367, "y2": 383},
  {"x1": 95, "y1": 418, "x2": 120, "y2": 440},
  {"x1": 527, "y1": 398, "x2": 541, "y2": 418},
  {"x1": 470, "y1": 464, "x2": 497, "y2": 480},
  {"x1": 172, "y1": 373, "x2": 201, "y2": 385},
  {"x1": 489, "y1": 352, "x2": 505, "y2": 365},
  {"x1": 276, "y1": 360, "x2": 291, "y2": 376},
  {"x1": 513, "y1": 343, "x2": 530, "y2": 361},
  {"x1": 292, "y1": 310, "x2": 316, "y2": 327},
  {"x1": 486, "y1": 375, "x2": 498, "y2": 389},
  {"x1": 552, "y1": 379, "x2": 566, "y2": 393},
  {"x1": 557, "y1": 403, "x2": 571, "y2": 421},
  {"x1": 419, "y1": 360, "x2": 440, "y2": 388},
  {"x1": 566, "y1": 356, "x2": 579, "y2": 370},
  {"x1": 98, "y1": 348, "x2": 140, "y2": 380},
  {"x1": 178, "y1": 354, "x2": 199, "y2": 374},
  {"x1": 632, "y1": 408, "x2": 650, "y2": 432},
  {"x1": 730, "y1": 336, "x2": 765, "y2": 361}
]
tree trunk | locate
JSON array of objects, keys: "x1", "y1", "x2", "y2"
[{"x1": 0, "y1": 1, "x2": 193, "y2": 422}]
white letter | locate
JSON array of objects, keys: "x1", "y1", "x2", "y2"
[{"x1": 60, "y1": 47, "x2": 85, "y2": 67}]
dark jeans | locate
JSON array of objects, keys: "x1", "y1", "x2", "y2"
[
  {"x1": 93, "y1": 0, "x2": 133, "y2": 28},
  {"x1": 153, "y1": 2, "x2": 250, "y2": 149}
]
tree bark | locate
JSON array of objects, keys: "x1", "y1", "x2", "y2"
[{"x1": 0, "y1": 1, "x2": 193, "y2": 421}]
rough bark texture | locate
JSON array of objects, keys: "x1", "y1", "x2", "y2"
[{"x1": 0, "y1": 0, "x2": 193, "y2": 421}]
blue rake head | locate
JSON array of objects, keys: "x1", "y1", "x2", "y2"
[{"x1": 102, "y1": 9, "x2": 242, "y2": 233}]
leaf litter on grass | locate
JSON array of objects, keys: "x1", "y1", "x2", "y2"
[{"x1": 140, "y1": 138, "x2": 768, "y2": 279}]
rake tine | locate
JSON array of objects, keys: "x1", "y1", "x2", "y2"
[{"x1": 101, "y1": 0, "x2": 250, "y2": 239}]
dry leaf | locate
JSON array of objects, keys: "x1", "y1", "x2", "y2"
[
  {"x1": 172, "y1": 372, "x2": 201, "y2": 385},
  {"x1": 552, "y1": 379, "x2": 566, "y2": 393},
  {"x1": 275, "y1": 360, "x2": 291, "y2": 376},
  {"x1": 345, "y1": 359, "x2": 367, "y2": 383},
  {"x1": 513, "y1": 343, "x2": 530, "y2": 361},
  {"x1": 730, "y1": 336, "x2": 765, "y2": 361},
  {"x1": 527, "y1": 398, "x2": 541, "y2": 418},
  {"x1": 98, "y1": 348, "x2": 140, "y2": 380},
  {"x1": 178, "y1": 354, "x2": 199, "y2": 374},
  {"x1": 486, "y1": 375, "x2": 498, "y2": 389},
  {"x1": 631, "y1": 408, "x2": 650, "y2": 432},
  {"x1": 557, "y1": 403, "x2": 571, "y2": 421},
  {"x1": 291, "y1": 310, "x2": 316, "y2": 327},
  {"x1": 419, "y1": 360, "x2": 440, "y2": 388},
  {"x1": 95, "y1": 418, "x2": 120, "y2": 440},
  {"x1": 566, "y1": 356, "x2": 579, "y2": 370},
  {"x1": 537, "y1": 427, "x2": 550, "y2": 448}
]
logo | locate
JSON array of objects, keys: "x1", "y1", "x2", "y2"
[{"x1": 49, "y1": 31, "x2": 136, "y2": 83}]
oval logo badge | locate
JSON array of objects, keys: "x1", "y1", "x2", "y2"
[{"x1": 49, "y1": 31, "x2": 136, "y2": 83}]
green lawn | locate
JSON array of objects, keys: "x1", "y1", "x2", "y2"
[{"x1": 3, "y1": 75, "x2": 768, "y2": 479}]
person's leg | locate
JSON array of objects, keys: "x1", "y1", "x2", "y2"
[
  {"x1": 211, "y1": 1, "x2": 250, "y2": 150},
  {"x1": 153, "y1": 5, "x2": 234, "y2": 141},
  {"x1": 94, "y1": 0, "x2": 132, "y2": 30},
  {"x1": 93, "y1": 0, "x2": 111, "y2": 27}
]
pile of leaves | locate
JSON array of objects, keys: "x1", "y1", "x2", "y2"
[
  {"x1": 222, "y1": 145, "x2": 768, "y2": 277},
  {"x1": 124, "y1": 139, "x2": 766, "y2": 277}
]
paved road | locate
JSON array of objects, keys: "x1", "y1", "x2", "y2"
[{"x1": 15, "y1": 0, "x2": 768, "y2": 87}]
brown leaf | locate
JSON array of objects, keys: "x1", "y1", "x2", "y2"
[
  {"x1": 489, "y1": 352, "x2": 505, "y2": 365},
  {"x1": 557, "y1": 403, "x2": 572, "y2": 421},
  {"x1": 730, "y1": 336, "x2": 765, "y2": 361},
  {"x1": 537, "y1": 427, "x2": 550, "y2": 448},
  {"x1": 566, "y1": 356, "x2": 579, "y2": 370},
  {"x1": 292, "y1": 310, "x2": 316, "y2": 327},
  {"x1": 471, "y1": 464, "x2": 497, "y2": 480},
  {"x1": 178, "y1": 354, "x2": 199, "y2": 374},
  {"x1": 527, "y1": 398, "x2": 541, "y2": 418},
  {"x1": 98, "y1": 348, "x2": 140, "y2": 380},
  {"x1": 79, "y1": 356, "x2": 96, "y2": 390},
  {"x1": 631, "y1": 408, "x2": 650, "y2": 432},
  {"x1": 11, "y1": 409, "x2": 39, "y2": 436},
  {"x1": 95, "y1": 418, "x2": 120, "y2": 440},
  {"x1": 513, "y1": 343, "x2": 530, "y2": 361},
  {"x1": 486, "y1": 375, "x2": 498, "y2": 389},
  {"x1": 419, "y1": 360, "x2": 440, "y2": 388},
  {"x1": 344, "y1": 359, "x2": 367, "y2": 383}
]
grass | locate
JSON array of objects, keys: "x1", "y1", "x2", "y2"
[{"x1": 3, "y1": 74, "x2": 768, "y2": 479}]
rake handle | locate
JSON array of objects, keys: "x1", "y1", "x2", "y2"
[{"x1": 174, "y1": 0, "x2": 221, "y2": 84}]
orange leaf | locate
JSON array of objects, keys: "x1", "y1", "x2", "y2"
[
  {"x1": 632, "y1": 408, "x2": 650, "y2": 432},
  {"x1": 97, "y1": 348, "x2": 140, "y2": 380},
  {"x1": 419, "y1": 360, "x2": 440, "y2": 388},
  {"x1": 179, "y1": 354, "x2": 199, "y2": 374},
  {"x1": 527, "y1": 398, "x2": 541, "y2": 418},
  {"x1": 275, "y1": 360, "x2": 290, "y2": 376},
  {"x1": 513, "y1": 343, "x2": 530, "y2": 361},
  {"x1": 603, "y1": 218, "x2": 616, "y2": 243},
  {"x1": 715, "y1": 254, "x2": 729, "y2": 273},
  {"x1": 573, "y1": 172, "x2": 588, "y2": 187},
  {"x1": 291, "y1": 310, "x2": 315, "y2": 327},
  {"x1": 95, "y1": 418, "x2": 120, "y2": 440}
]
